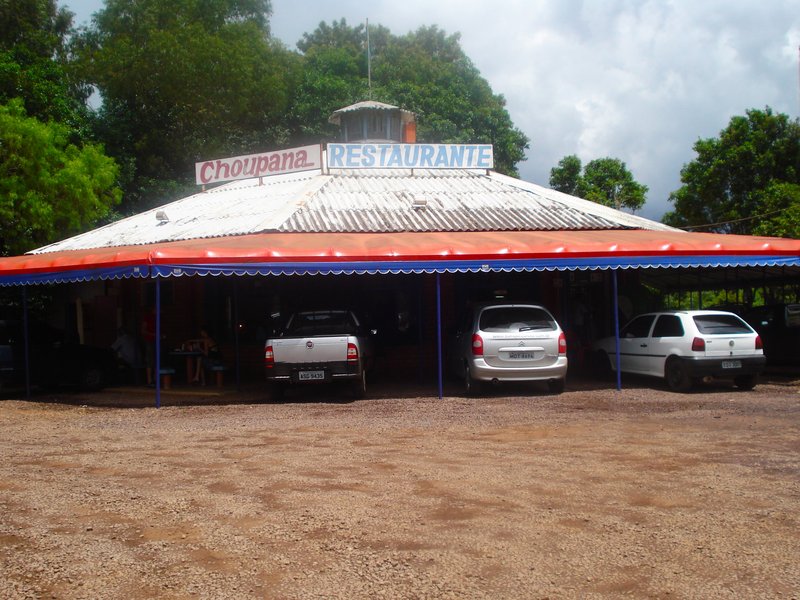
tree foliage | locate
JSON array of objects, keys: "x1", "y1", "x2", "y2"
[
  {"x1": 549, "y1": 155, "x2": 581, "y2": 195},
  {"x1": 549, "y1": 155, "x2": 648, "y2": 211},
  {"x1": 0, "y1": 99, "x2": 120, "y2": 255},
  {"x1": 663, "y1": 107, "x2": 800, "y2": 235},
  {"x1": 0, "y1": 0, "x2": 89, "y2": 128},
  {"x1": 291, "y1": 21, "x2": 529, "y2": 176},
  {"x1": 7, "y1": 5, "x2": 531, "y2": 239},
  {"x1": 287, "y1": 21, "x2": 372, "y2": 143},
  {"x1": 751, "y1": 182, "x2": 800, "y2": 238},
  {"x1": 79, "y1": 0, "x2": 297, "y2": 212}
]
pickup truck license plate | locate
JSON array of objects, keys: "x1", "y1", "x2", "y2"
[
  {"x1": 298, "y1": 370, "x2": 325, "y2": 381},
  {"x1": 721, "y1": 360, "x2": 741, "y2": 369},
  {"x1": 509, "y1": 351, "x2": 536, "y2": 359}
]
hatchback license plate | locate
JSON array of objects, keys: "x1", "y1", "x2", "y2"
[
  {"x1": 721, "y1": 360, "x2": 741, "y2": 369},
  {"x1": 298, "y1": 370, "x2": 325, "y2": 381},
  {"x1": 509, "y1": 351, "x2": 536, "y2": 359}
]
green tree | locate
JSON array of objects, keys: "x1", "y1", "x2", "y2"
[
  {"x1": 80, "y1": 0, "x2": 296, "y2": 212},
  {"x1": 0, "y1": 0, "x2": 89, "y2": 128},
  {"x1": 288, "y1": 20, "x2": 389, "y2": 143},
  {"x1": 579, "y1": 158, "x2": 647, "y2": 211},
  {"x1": 549, "y1": 154, "x2": 581, "y2": 195},
  {"x1": 751, "y1": 182, "x2": 800, "y2": 238},
  {"x1": 297, "y1": 18, "x2": 375, "y2": 54},
  {"x1": 663, "y1": 107, "x2": 800, "y2": 235},
  {"x1": 0, "y1": 99, "x2": 121, "y2": 255},
  {"x1": 549, "y1": 155, "x2": 648, "y2": 211},
  {"x1": 291, "y1": 21, "x2": 529, "y2": 176}
]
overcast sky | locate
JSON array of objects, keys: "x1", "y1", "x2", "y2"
[{"x1": 65, "y1": 0, "x2": 800, "y2": 221}]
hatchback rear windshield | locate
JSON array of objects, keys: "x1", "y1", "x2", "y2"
[
  {"x1": 479, "y1": 307, "x2": 556, "y2": 332},
  {"x1": 693, "y1": 314, "x2": 752, "y2": 335}
]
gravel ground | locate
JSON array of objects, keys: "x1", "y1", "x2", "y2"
[{"x1": 0, "y1": 376, "x2": 799, "y2": 599}]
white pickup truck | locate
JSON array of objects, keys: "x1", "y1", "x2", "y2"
[{"x1": 264, "y1": 310, "x2": 375, "y2": 399}]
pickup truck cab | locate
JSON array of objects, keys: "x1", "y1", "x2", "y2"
[{"x1": 264, "y1": 310, "x2": 375, "y2": 399}]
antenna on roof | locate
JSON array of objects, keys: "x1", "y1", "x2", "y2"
[{"x1": 366, "y1": 18, "x2": 372, "y2": 100}]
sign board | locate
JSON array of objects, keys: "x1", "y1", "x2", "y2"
[
  {"x1": 327, "y1": 143, "x2": 493, "y2": 170},
  {"x1": 195, "y1": 144, "x2": 322, "y2": 185}
]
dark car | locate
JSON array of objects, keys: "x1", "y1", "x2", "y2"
[
  {"x1": 0, "y1": 319, "x2": 118, "y2": 392},
  {"x1": 742, "y1": 303, "x2": 800, "y2": 365}
]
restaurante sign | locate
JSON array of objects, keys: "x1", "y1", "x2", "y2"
[
  {"x1": 327, "y1": 143, "x2": 494, "y2": 169},
  {"x1": 195, "y1": 144, "x2": 321, "y2": 185}
]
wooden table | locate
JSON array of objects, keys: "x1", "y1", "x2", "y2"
[{"x1": 169, "y1": 350, "x2": 203, "y2": 383}]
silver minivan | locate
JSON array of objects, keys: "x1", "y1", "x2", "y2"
[{"x1": 450, "y1": 303, "x2": 568, "y2": 395}]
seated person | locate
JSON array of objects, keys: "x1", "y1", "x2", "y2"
[{"x1": 186, "y1": 329, "x2": 221, "y2": 385}]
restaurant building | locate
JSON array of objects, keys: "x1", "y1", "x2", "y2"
[{"x1": 2, "y1": 101, "x2": 799, "y2": 400}]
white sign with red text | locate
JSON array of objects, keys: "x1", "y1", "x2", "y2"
[{"x1": 195, "y1": 144, "x2": 321, "y2": 185}]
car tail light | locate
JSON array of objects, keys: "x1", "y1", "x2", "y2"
[
  {"x1": 691, "y1": 337, "x2": 705, "y2": 351},
  {"x1": 347, "y1": 342, "x2": 359, "y2": 362},
  {"x1": 755, "y1": 335, "x2": 763, "y2": 350},
  {"x1": 558, "y1": 332, "x2": 567, "y2": 355},
  {"x1": 264, "y1": 345, "x2": 274, "y2": 368},
  {"x1": 471, "y1": 333, "x2": 484, "y2": 356}
]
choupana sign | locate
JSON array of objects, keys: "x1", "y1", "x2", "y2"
[
  {"x1": 327, "y1": 143, "x2": 494, "y2": 170},
  {"x1": 195, "y1": 144, "x2": 321, "y2": 185}
]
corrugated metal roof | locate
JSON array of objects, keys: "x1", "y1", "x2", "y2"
[
  {"x1": 32, "y1": 170, "x2": 327, "y2": 254},
  {"x1": 328, "y1": 101, "x2": 415, "y2": 124},
  {"x1": 31, "y1": 166, "x2": 678, "y2": 255},
  {"x1": 280, "y1": 168, "x2": 632, "y2": 233}
]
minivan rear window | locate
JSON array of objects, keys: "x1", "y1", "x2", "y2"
[
  {"x1": 693, "y1": 314, "x2": 752, "y2": 335},
  {"x1": 479, "y1": 307, "x2": 556, "y2": 332}
]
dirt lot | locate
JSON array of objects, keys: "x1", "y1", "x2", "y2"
[{"x1": 0, "y1": 376, "x2": 799, "y2": 600}]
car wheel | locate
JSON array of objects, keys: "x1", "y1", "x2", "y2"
[
  {"x1": 79, "y1": 365, "x2": 105, "y2": 392},
  {"x1": 547, "y1": 378, "x2": 565, "y2": 394},
  {"x1": 463, "y1": 364, "x2": 480, "y2": 396},
  {"x1": 665, "y1": 358, "x2": 692, "y2": 392},
  {"x1": 734, "y1": 374, "x2": 757, "y2": 391},
  {"x1": 352, "y1": 370, "x2": 367, "y2": 399}
]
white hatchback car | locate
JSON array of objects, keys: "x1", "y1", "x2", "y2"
[
  {"x1": 450, "y1": 303, "x2": 568, "y2": 395},
  {"x1": 593, "y1": 310, "x2": 766, "y2": 392}
]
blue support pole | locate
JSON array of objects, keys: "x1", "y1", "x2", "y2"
[
  {"x1": 417, "y1": 283, "x2": 424, "y2": 383},
  {"x1": 612, "y1": 270, "x2": 621, "y2": 391},
  {"x1": 155, "y1": 278, "x2": 162, "y2": 409},
  {"x1": 22, "y1": 286, "x2": 31, "y2": 399},
  {"x1": 436, "y1": 272, "x2": 443, "y2": 400},
  {"x1": 233, "y1": 280, "x2": 241, "y2": 391}
]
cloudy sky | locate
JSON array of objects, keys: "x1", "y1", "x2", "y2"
[{"x1": 66, "y1": 0, "x2": 800, "y2": 221}]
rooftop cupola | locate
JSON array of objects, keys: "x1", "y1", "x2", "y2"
[{"x1": 329, "y1": 101, "x2": 416, "y2": 144}]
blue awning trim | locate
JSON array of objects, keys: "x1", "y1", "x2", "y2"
[
  {"x1": 2, "y1": 255, "x2": 798, "y2": 285},
  {"x1": 151, "y1": 255, "x2": 800, "y2": 278},
  {"x1": 0, "y1": 265, "x2": 149, "y2": 287}
]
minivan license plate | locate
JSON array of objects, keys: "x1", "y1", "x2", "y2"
[
  {"x1": 509, "y1": 351, "x2": 536, "y2": 359},
  {"x1": 721, "y1": 360, "x2": 741, "y2": 369},
  {"x1": 298, "y1": 370, "x2": 325, "y2": 381}
]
